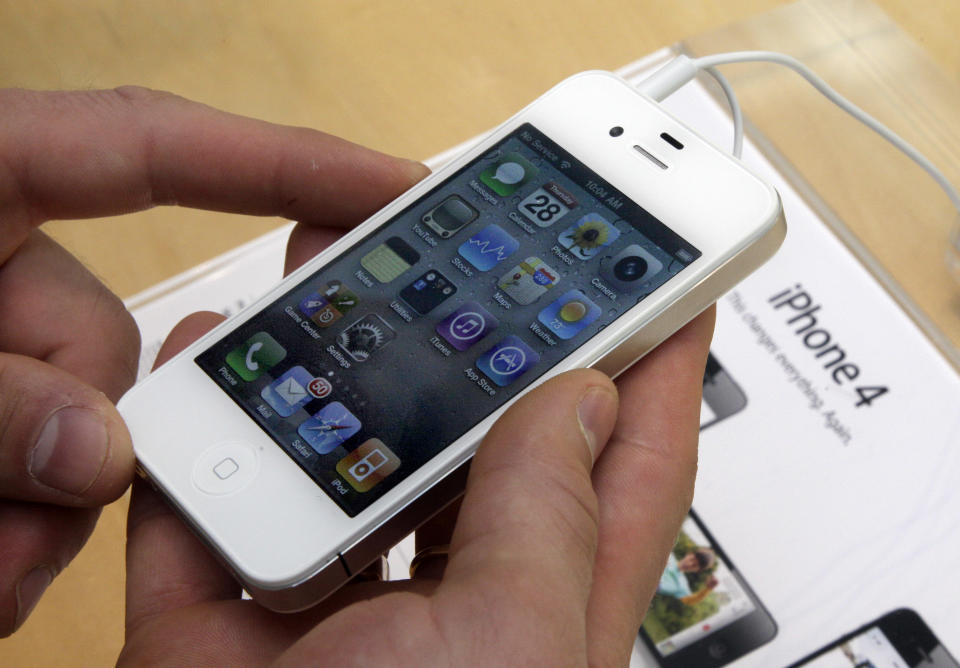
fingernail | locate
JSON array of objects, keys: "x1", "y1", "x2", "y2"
[
  {"x1": 577, "y1": 388, "x2": 617, "y2": 460},
  {"x1": 402, "y1": 159, "x2": 430, "y2": 182},
  {"x1": 29, "y1": 406, "x2": 109, "y2": 495},
  {"x1": 15, "y1": 566, "x2": 53, "y2": 629}
]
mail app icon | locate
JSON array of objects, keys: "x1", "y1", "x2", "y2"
[{"x1": 261, "y1": 366, "x2": 315, "y2": 417}]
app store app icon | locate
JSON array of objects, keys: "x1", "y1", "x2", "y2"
[{"x1": 476, "y1": 335, "x2": 539, "y2": 387}]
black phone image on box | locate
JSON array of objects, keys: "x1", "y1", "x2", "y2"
[
  {"x1": 787, "y1": 608, "x2": 958, "y2": 668},
  {"x1": 700, "y1": 352, "x2": 748, "y2": 430},
  {"x1": 639, "y1": 509, "x2": 777, "y2": 666}
]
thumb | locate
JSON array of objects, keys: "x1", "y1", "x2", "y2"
[
  {"x1": 436, "y1": 369, "x2": 618, "y2": 661},
  {"x1": 0, "y1": 353, "x2": 133, "y2": 506}
]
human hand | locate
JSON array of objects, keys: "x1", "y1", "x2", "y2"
[
  {"x1": 120, "y1": 224, "x2": 713, "y2": 665},
  {"x1": 0, "y1": 87, "x2": 426, "y2": 636}
]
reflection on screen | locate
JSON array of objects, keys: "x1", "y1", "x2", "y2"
[
  {"x1": 801, "y1": 627, "x2": 907, "y2": 668},
  {"x1": 642, "y1": 516, "x2": 757, "y2": 656}
]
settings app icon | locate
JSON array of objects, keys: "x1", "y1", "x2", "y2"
[{"x1": 336, "y1": 314, "x2": 397, "y2": 362}]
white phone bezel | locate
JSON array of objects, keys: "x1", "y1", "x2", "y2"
[{"x1": 120, "y1": 70, "x2": 781, "y2": 593}]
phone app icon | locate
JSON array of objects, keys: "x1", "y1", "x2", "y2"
[
  {"x1": 299, "y1": 280, "x2": 359, "y2": 328},
  {"x1": 360, "y1": 237, "x2": 421, "y2": 283},
  {"x1": 537, "y1": 290, "x2": 601, "y2": 340},
  {"x1": 557, "y1": 214, "x2": 620, "y2": 260},
  {"x1": 422, "y1": 195, "x2": 478, "y2": 239},
  {"x1": 297, "y1": 401, "x2": 362, "y2": 455},
  {"x1": 225, "y1": 332, "x2": 286, "y2": 381},
  {"x1": 261, "y1": 365, "x2": 314, "y2": 417},
  {"x1": 337, "y1": 314, "x2": 397, "y2": 362},
  {"x1": 479, "y1": 152, "x2": 538, "y2": 197},
  {"x1": 399, "y1": 270, "x2": 458, "y2": 315},
  {"x1": 458, "y1": 224, "x2": 519, "y2": 271},
  {"x1": 337, "y1": 438, "x2": 401, "y2": 492},
  {"x1": 599, "y1": 244, "x2": 664, "y2": 293},
  {"x1": 518, "y1": 182, "x2": 577, "y2": 228},
  {"x1": 476, "y1": 335, "x2": 540, "y2": 387},
  {"x1": 436, "y1": 301, "x2": 499, "y2": 351},
  {"x1": 498, "y1": 257, "x2": 560, "y2": 305}
]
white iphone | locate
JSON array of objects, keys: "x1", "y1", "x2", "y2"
[{"x1": 119, "y1": 71, "x2": 785, "y2": 612}]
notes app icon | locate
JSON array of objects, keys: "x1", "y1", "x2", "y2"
[{"x1": 435, "y1": 302, "x2": 499, "y2": 352}]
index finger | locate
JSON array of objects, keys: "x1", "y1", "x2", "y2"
[{"x1": 0, "y1": 87, "x2": 428, "y2": 258}]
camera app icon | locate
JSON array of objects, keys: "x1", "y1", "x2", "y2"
[
  {"x1": 336, "y1": 438, "x2": 401, "y2": 492},
  {"x1": 599, "y1": 244, "x2": 663, "y2": 293}
]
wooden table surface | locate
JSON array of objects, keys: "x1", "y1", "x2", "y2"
[{"x1": 2, "y1": 0, "x2": 958, "y2": 664}]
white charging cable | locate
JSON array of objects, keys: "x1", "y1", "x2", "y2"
[{"x1": 637, "y1": 51, "x2": 960, "y2": 216}]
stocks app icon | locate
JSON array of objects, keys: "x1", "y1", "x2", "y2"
[
  {"x1": 458, "y1": 225, "x2": 519, "y2": 271},
  {"x1": 436, "y1": 301, "x2": 499, "y2": 351}
]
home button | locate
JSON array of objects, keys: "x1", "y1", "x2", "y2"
[
  {"x1": 193, "y1": 442, "x2": 259, "y2": 495},
  {"x1": 708, "y1": 641, "x2": 728, "y2": 660}
]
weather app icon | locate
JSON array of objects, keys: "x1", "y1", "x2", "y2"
[{"x1": 458, "y1": 224, "x2": 519, "y2": 271}]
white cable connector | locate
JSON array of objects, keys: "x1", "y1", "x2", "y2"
[{"x1": 637, "y1": 50, "x2": 960, "y2": 217}]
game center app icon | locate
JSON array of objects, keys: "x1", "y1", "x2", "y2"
[
  {"x1": 297, "y1": 401, "x2": 362, "y2": 455},
  {"x1": 298, "y1": 280, "x2": 359, "y2": 328},
  {"x1": 498, "y1": 257, "x2": 560, "y2": 305},
  {"x1": 436, "y1": 301, "x2": 498, "y2": 351},
  {"x1": 337, "y1": 438, "x2": 401, "y2": 492},
  {"x1": 337, "y1": 314, "x2": 397, "y2": 362},
  {"x1": 557, "y1": 214, "x2": 620, "y2": 260},
  {"x1": 479, "y1": 152, "x2": 538, "y2": 197},
  {"x1": 225, "y1": 331, "x2": 286, "y2": 381},
  {"x1": 260, "y1": 365, "x2": 314, "y2": 417},
  {"x1": 458, "y1": 225, "x2": 519, "y2": 271},
  {"x1": 537, "y1": 290, "x2": 601, "y2": 340},
  {"x1": 476, "y1": 335, "x2": 540, "y2": 387}
]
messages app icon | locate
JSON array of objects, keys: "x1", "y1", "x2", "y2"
[
  {"x1": 225, "y1": 332, "x2": 286, "y2": 381},
  {"x1": 479, "y1": 152, "x2": 538, "y2": 197}
]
